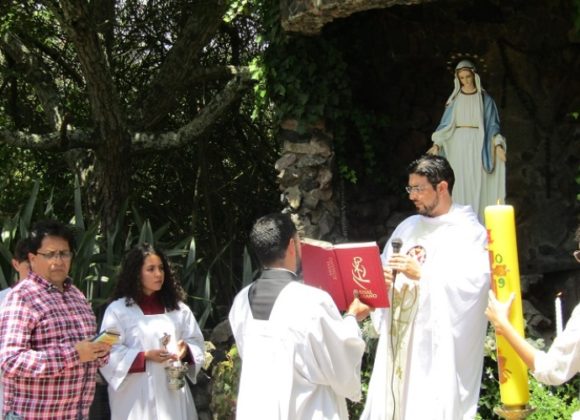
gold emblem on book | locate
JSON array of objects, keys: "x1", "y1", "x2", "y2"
[{"x1": 352, "y1": 256, "x2": 370, "y2": 289}]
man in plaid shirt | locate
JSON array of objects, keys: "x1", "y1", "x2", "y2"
[{"x1": 0, "y1": 220, "x2": 111, "y2": 419}]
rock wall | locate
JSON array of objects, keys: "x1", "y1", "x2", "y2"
[
  {"x1": 277, "y1": 119, "x2": 345, "y2": 240},
  {"x1": 280, "y1": 0, "x2": 433, "y2": 34}
]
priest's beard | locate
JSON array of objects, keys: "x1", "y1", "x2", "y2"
[{"x1": 417, "y1": 193, "x2": 440, "y2": 217}]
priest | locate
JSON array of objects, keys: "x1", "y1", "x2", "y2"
[{"x1": 361, "y1": 155, "x2": 490, "y2": 420}]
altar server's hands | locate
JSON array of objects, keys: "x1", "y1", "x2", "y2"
[
  {"x1": 485, "y1": 290, "x2": 515, "y2": 335},
  {"x1": 176, "y1": 339, "x2": 189, "y2": 361},
  {"x1": 145, "y1": 348, "x2": 178, "y2": 363}
]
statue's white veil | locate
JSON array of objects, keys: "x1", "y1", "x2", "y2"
[{"x1": 445, "y1": 59, "x2": 483, "y2": 106}]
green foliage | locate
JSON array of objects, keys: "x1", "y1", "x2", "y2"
[
  {"x1": 0, "y1": 180, "x2": 217, "y2": 330},
  {"x1": 209, "y1": 345, "x2": 241, "y2": 419},
  {"x1": 0, "y1": 1, "x2": 281, "y2": 327},
  {"x1": 253, "y1": 1, "x2": 396, "y2": 188},
  {"x1": 574, "y1": 0, "x2": 580, "y2": 31},
  {"x1": 206, "y1": 241, "x2": 254, "y2": 418},
  {"x1": 529, "y1": 378, "x2": 580, "y2": 419},
  {"x1": 224, "y1": 0, "x2": 251, "y2": 24},
  {"x1": 0, "y1": 145, "x2": 75, "y2": 219},
  {"x1": 348, "y1": 319, "x2": 379, "y2": 417}
]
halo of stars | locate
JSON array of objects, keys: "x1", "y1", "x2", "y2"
[{"x1": 446, "y1": 52, "x2": 488, "y2": 75}]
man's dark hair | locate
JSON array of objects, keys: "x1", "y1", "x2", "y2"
[
  {"x1": 408, "y1": 154, "x2": 455, "y2": 194},
  {"x1": 249, "y1": 213, "x2": 297, "y2": 267},
  {"x1": 112, "y1": 243, "x2": 185, "y2": 310},
  {"x1": 28, "y1": 220, "x2": 76, "y2": 254},
  {"x1": 13, "y1": 238, "x2": 31, "y2": 262}
]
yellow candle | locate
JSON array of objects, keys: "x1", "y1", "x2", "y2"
[{"x1": 485, "y1": 204, "x2": 529, "y2": 408}]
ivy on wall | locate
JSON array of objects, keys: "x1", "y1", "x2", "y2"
[{"x1": 253, "y1": 0, "x2": 395, "y2": 186}]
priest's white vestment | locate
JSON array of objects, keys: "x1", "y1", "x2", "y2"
[
  {"x1": 361, "y1": 204, "x2": 489, "y2": 420},
  {"x1": 99, "y1": 299, "x2": 205, "y2": 420},
  {"x1": 229, "y1": 280, "x2": 366, "y2": 419}
]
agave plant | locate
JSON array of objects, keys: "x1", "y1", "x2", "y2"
[{"x1": 0, "y1": 178, "x2": 216, "y2": 331}]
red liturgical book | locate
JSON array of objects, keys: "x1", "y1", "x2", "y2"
[{"x1": 301, "y1": 238, "x2": 390, "y2": 311}]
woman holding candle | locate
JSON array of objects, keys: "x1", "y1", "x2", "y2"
[{"x1": 486, "y1": 227, "x2": 580, "y2": 419}]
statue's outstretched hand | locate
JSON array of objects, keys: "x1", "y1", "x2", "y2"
[
  {"x1": 496, "y1": 145, "x2": 507, "y2": 163},
  {"x1": 426, "y1": 144, "x2": 439, "y2": 155}
]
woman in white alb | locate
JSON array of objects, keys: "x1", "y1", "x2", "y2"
[
  {"x1": 429, "y1": 59, "x2": 506, "y2": 220},
  {"x1": 99, "y1": 243, "x2": 205, "y2": 420}
]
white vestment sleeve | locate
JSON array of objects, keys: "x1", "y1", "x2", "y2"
[
  {"x1": 99, "y1": 302, "x2": 140, "y2": 391},
  {"x1": 533, "y1": 304, "x2": 580, "y2": 385},
  {"x1": 177, "y1": 302, "x2": 205, "y2": 383},
  {"x1": 304, "y1": 295, "x2": 366, "y2": 402}
]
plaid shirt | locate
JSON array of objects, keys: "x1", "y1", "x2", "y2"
[{"x1": 0, "y1": 272, "x2": 102, "y2": 419}]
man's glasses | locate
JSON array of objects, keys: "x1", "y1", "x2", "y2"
[
  {"x1": 405, "y1": 185, "x2": 430, "y2": 194},
  {"x1": 36, "y1": 251, "x2": 74, "y2": 261},
  {"x1": 574, "y1": 250, "x2": 580, "y2": 263}
]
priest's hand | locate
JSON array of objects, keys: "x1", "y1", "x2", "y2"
[
  {"x1": 387, "y1": 254, "x2": 421, "y2": 280},
  {"x1": 383, "y1": 267, "x2": 393, "y2": 289},
  {"x1": 485, "y1": 290, "x2": 514, "y2": 335}
]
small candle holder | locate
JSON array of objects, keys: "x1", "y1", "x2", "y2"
[
  {"x1": 494, "y1": 404, "x2": 535, "y2": 419},
  {"x1": 160, "y1": 333, "x2": 189, "y2": 390},
  {"x1": 165, "y1": 361, "x2": 189, "y2": 390}
]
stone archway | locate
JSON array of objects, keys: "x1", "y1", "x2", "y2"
[{"x1": 280, "y1": 0, "x2": 433, "y2": 35}]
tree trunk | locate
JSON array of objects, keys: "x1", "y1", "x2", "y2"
[
  {"x1": 95, "y1": 137, "x2": 131, "y2": 232},
  {"x1": 57, "y1": 0, "x2": 131, "y2": 228}
]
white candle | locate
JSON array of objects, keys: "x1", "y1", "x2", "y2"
[{"x1": 555, "y1": 293, "x2": 563, "y2": 336}]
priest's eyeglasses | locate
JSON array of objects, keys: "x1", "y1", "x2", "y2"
[
  {"x1": 36, "y1": 250, "x2": 74, "y2": 261},
  {"x1": 405, "y1": 185, "x2": 429, "y2": 194},
  {"x1": 574, "y1": 250, "x2": 580, "y2": 263}
]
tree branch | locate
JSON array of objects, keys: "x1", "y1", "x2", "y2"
[
  {"x1": 133, "y1": 67, "x2": 253, "y2": 151},
  {"x1": 0, "y1": 31, "x2": 64, "y2": 130},
  {"x1": 0, "y1": 128, "x2": 94, "y2": 151},
  {"x1": 189, "y1": 65, "x2": 250, "y2": 84},
  {"x1": 139, "y1": 1, "x2": 228, "y2": 129},
  {"x1": 17, "y1": 31, "x2": 85, "y2": 87}
]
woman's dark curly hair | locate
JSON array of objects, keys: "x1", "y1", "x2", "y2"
[{"x1": 112, "y1": 243, "x2": 186, "y2": 311}]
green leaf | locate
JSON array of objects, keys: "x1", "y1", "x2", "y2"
[
  {"x1": 73, "y1": 176, "x2": 85, "y2": 231},
  {"x1": 20, "y1": 181, "x2": 39, "y2": 237},
  {"x1": 242, "y1": 246, "x2": 253, "y2": 287},
  {"x1": 138, "y1": 220, "x2": 154, "y2": 245}
]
